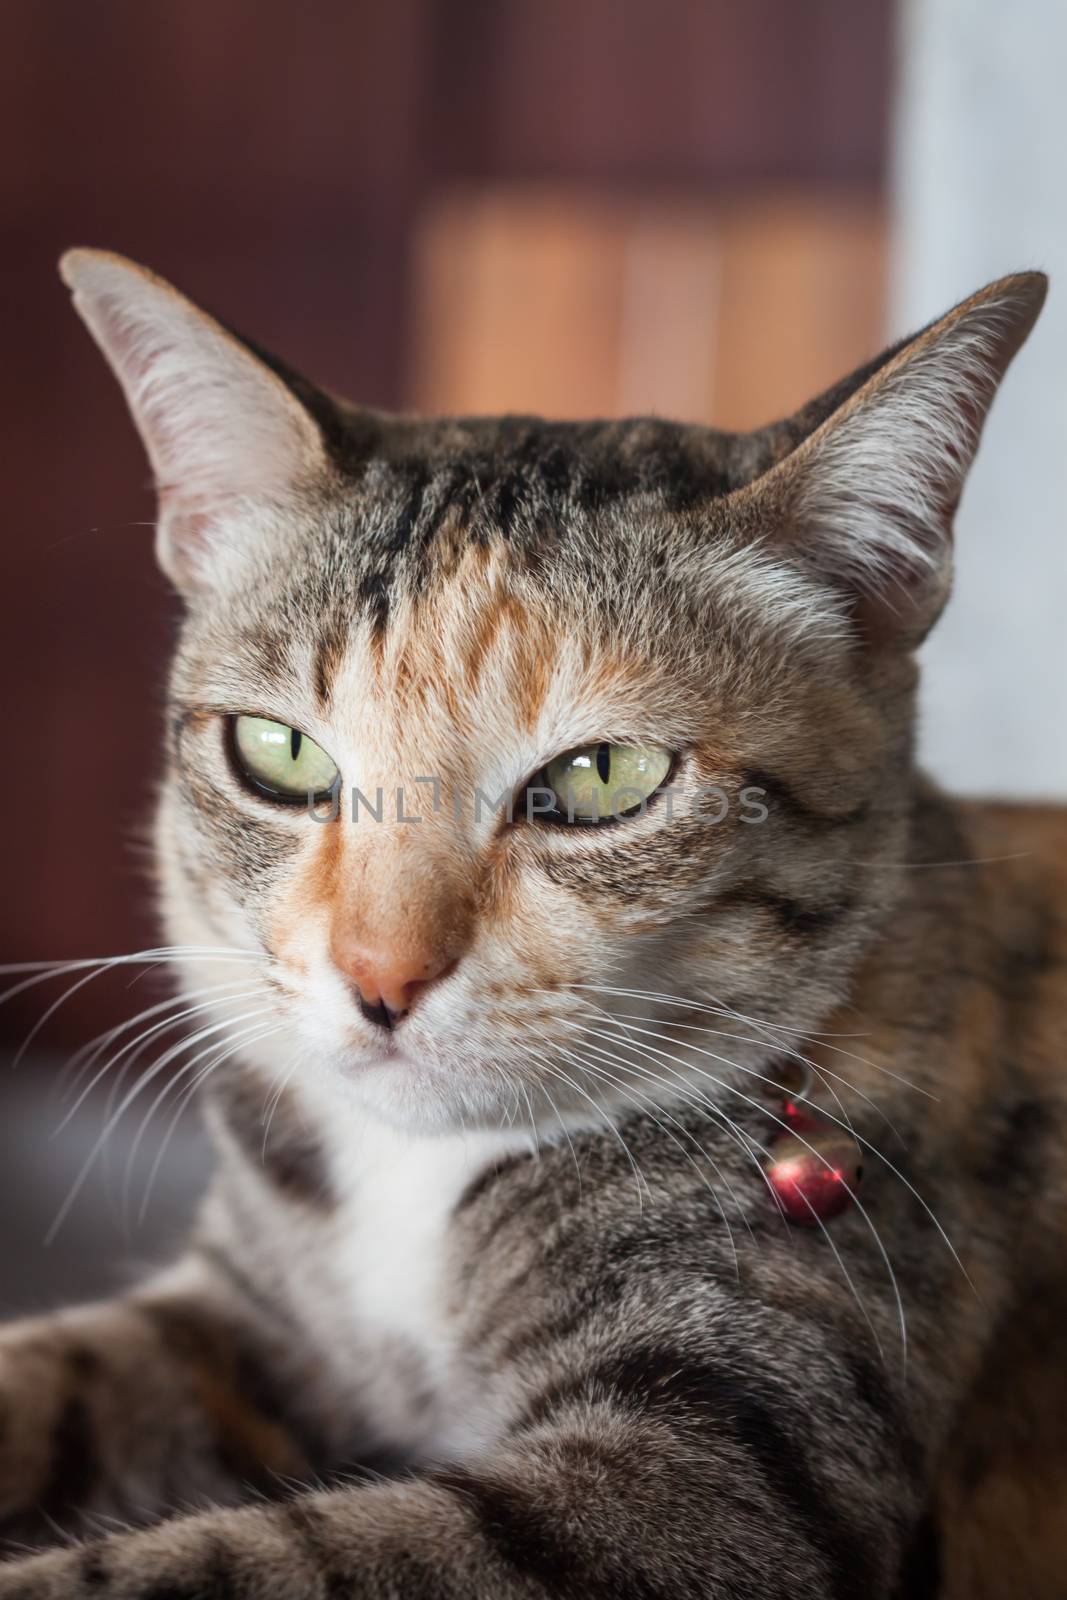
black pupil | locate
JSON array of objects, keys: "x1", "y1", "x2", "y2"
[
  {"x1": 290, "y1": 728, "x2": 302, "y2": 762},
  {"x1": 595, "y1": 743, "x2": 611, "y2": 784}
]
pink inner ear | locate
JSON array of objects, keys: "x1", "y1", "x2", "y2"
[
  {"x1": 67, "y1": 259, "x2": 326, "y2": 527},
  {"x1": 153, "y1": 501, "x2": 225, "y2": 591},
  {"x1": 772, "y1": 280, "x2": 1047, "y2": 643}
]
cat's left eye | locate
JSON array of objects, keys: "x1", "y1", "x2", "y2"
[
  {"x1": 534, "y1": 742, "x2": 673, "y2": 824},
  {"x1": 230, "y1": 715, "x2": 339, "y2": 802}
]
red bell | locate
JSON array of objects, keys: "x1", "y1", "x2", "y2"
[{"x1": 764, "y1": 1121, "x2": 863, "y2": 1226}]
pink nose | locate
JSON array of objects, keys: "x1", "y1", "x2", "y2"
[{"x1": 330, "y1": 931, "x2": 456, "y2": 1027}]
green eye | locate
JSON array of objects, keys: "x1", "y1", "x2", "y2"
[
  {"x1": 231, "y1": 716, "x2": 339, "y2": 802},
  {"x1": 539, "y1": 742, "x2": 673, "y2": 825}
]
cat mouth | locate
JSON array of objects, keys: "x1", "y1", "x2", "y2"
[{"x1": 348, "y1": 1032, "x2": 407, "y2": 1068}]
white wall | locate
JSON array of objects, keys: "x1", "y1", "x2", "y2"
[{"x1": 894, "y1": 0, "x2": 1067, "y2": 797}]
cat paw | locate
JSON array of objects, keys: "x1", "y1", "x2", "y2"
[
  {"x1": 0, "y1": 1545, "x2": 79, "y2": 1598},
  {"x1": 0, "y1": 1503, "x2": 296, "y2": 1599},
  {"x1": 0, "y1": 1340, "x2": 64, "y2": 1528}
]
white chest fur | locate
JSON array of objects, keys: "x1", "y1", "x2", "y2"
[{"x1": 321, "y1": 1113, "x2": 534, "y2": 1461}]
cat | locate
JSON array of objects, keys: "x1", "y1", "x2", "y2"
[{"x1": 0, "y1": 249, "x2": 1063, "y2": 1600}]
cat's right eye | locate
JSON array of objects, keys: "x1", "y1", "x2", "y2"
[{"x1": 229, "y1": 715, "x2": 339, "y2": 803}]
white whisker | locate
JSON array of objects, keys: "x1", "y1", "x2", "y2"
[
  {"x1": 585, "y1": 1011, "x2": 965, "y2": 1298},
  {"x1": 57, "y1": 977, "x2": 259, "y2": 1103},
  {"x1": 551, "y1": 1041, "x2": 742, "y2": 1279},
  {"x1": 534, "y1": 1072, "x2": 584, "y2": 1193},
  {"x1": 570, "y1": 983, "x2": 935, "y2": 1100},
  {"x1": 535, "y1": 1058, "x2": 649, "y2": 1209},
  {"x1": 514, "y1": 1079, "x2": 543, "y2": 1164},
  {"x1": 565, "y1": 1016, "x2": 903, "y2": 1358},
  {"x1": 136, "y1": 1020, "x2": 281, "y2": 1226},
  {"x1": 594, "y1": 1004, "x2": 891, "y2": 1144},
  {"x1": 56, "y1": 982, "x2": 268, "y2": 1133},
  {"x1": 557, "y1": 1028, "x2": 754, "y2": 1244},
  {"x1": 45, "y1": 1004, "x2": 274, "y2": 1246},
  {"x1": 121, "y1": 1007, "x2": 277, "y2": 1220}
]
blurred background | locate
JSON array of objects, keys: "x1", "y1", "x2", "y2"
[{"x1": 1, "y1": 0, "x2": 1064, "y2": 1311}]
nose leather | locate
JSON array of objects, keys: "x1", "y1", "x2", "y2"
[{"x1": 331, "y1": 930, "x2": 458, "y2": 1024}]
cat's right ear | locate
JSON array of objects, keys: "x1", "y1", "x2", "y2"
[{"x1": 60, "y1": 249, "x2": 330, "y2": 593}]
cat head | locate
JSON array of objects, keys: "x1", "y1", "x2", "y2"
[{"x1": 61, "y1": 249, "x2": 1045, "y2": 1134}]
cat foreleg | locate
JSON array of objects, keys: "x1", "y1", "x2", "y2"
[
  {"x1": 0, "y1": 1253, "x2": 311, "y2": 1555},
  {"x1": 0, "y1": 1366, "x2": 908, "y2": 1599}
]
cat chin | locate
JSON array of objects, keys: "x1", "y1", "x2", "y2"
[
  {"x1": 247, "y1": 1028, "x2": 504, "y2": 1137},
  {"x1": 323, "y1": 1059, "x2": 520, "y2": 1138}
]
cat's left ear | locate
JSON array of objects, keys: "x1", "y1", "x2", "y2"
[
  {"x1": 60, "y1": 248, "x2": 331, "y2": 593},
  {"x1": 755, "y1": 271, "x2": 1047, "y2": 646}
]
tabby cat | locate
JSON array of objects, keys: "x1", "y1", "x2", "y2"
[{"x1": 0, "y1": 252, "x2": 1063, "y2": 1600}]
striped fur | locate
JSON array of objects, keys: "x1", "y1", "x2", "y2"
[{"x1": 0, "y1": 258, "x2": 1060, "y2": 1597}]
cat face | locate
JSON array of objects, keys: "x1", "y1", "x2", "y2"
[{"x1": 62, "y1": 251, "x2": 1045, "y2": 1133}]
